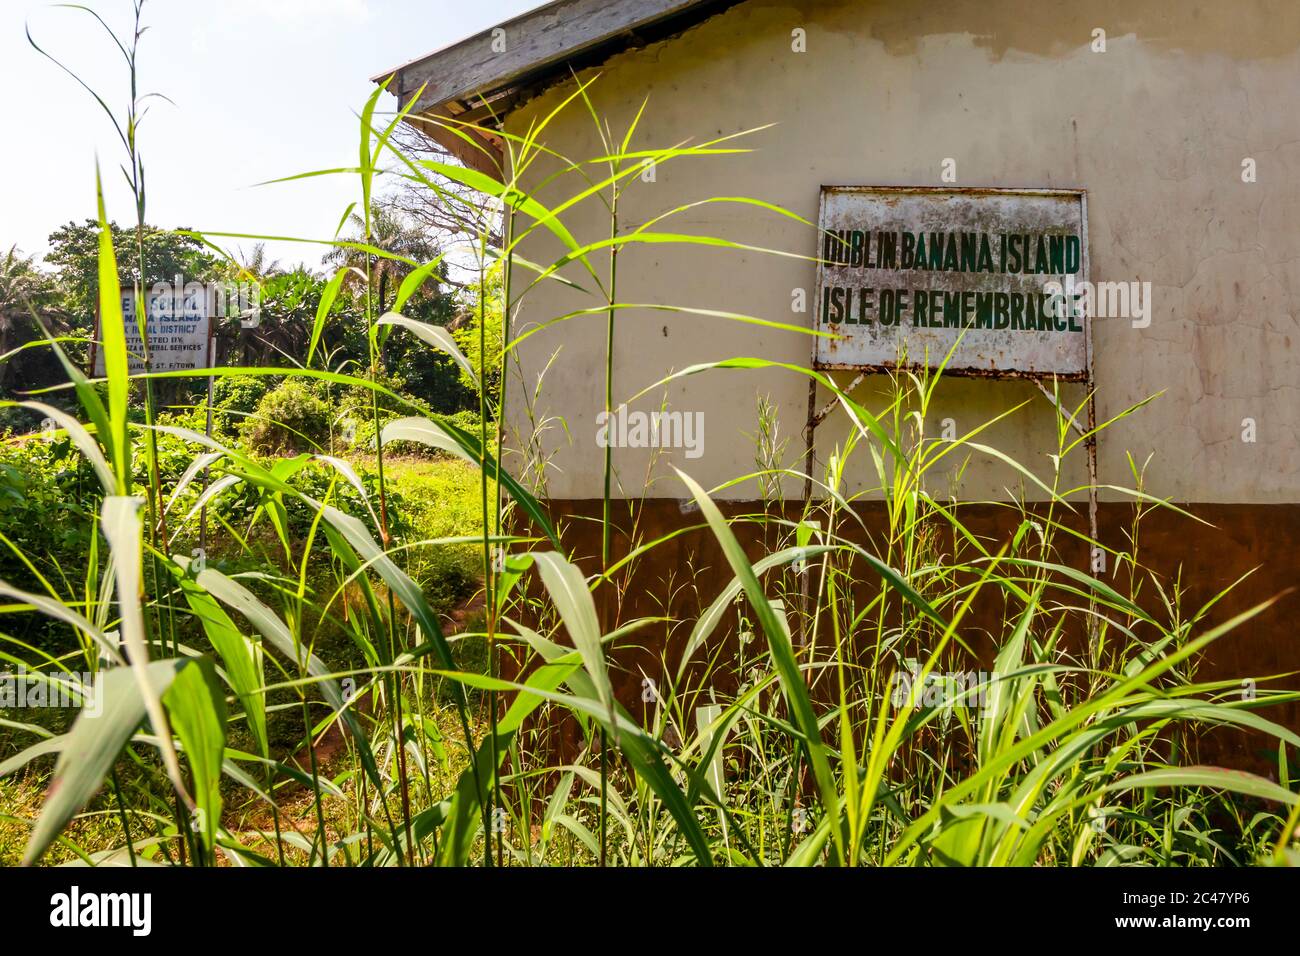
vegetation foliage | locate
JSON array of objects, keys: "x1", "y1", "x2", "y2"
[{"x1": 0, "y1": 0, "x2": 1297, "y2": 869}]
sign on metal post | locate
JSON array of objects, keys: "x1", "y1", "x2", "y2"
[
  {"x1": 92, "y1": 282, "x2": 212, "y2": 376},
  {"x1": 89, "y1": 279, "x2": 221, "y2": 558},
  {"x1": 813, "y1": 187, "x2": 1089, "y2": 378},
  {"x1": 803, "y1": 186, "x2": 1099, "y2": 640}
]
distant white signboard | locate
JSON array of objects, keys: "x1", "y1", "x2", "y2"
[
  {"x1": 92, "y1": 283, "x2": 212, "y2": 376},
  {"x1": 813, "y1": 187, "x2": 1089, "y2": 378}
]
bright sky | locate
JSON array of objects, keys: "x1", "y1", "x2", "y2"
[{"x1": 1, "y1": 0, "x2": 544, "y2": 269}]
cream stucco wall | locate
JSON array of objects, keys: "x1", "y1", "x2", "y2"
[{"x1": 502, "y1": 0, "x2": 1300, "y2": 503}]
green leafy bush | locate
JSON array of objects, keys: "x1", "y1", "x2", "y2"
[
  {"x1": 211, "y1": 375, "x2": 279, "y2": 442},
  {"x1": 0, "y1": 438, "x2": 96, "y2": 650},
  {"x1": 239, "y1": 379, "x2": 331, "y2": 456}
]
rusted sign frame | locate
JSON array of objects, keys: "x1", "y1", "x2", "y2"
[
  {"x1": 800, "y1": 186, "x2": 1099, "y2": 640},
  {"x1": 811, "y1": 185, "x2": 1090, "y2": 378}
]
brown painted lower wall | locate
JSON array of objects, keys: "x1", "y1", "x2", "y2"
[{"x1": 519, "y1": 498, "x2": 1299, "y2": 774}]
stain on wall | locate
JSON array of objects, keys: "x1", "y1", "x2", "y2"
[{"x1": 503, "y1": 0, "x2": 1300, "y2": 505}]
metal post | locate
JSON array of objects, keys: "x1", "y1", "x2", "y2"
[
  {"x1": 199, "y1": 293, "x2": 216, "y2": 559},
  {"x1": 1084, "y1": 315, "x2": 1101, "y2": 657},
  {"x1": 799, "y1": 377, "x2": 817, "y2": 645}
]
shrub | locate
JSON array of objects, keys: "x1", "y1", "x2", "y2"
[
  {"x1": 444, "y1": 409, "x2": 481, "y2": 435},
  {"x1": 212, "y1": 374, "x2": 280, "y2": 442},
  {"x1": 0, "y1": 405, "x2": 52, "y2": 438},
  {"x1": 0, "y1": 438, "x2": 96, "y2": 650},
  {"x1": 239, "y1": 379, "x2": 331, "y2": 456}
]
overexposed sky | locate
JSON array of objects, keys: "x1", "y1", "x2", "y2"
[{"x1": 0, "y1": 0, "x2": 544, "y2": 268}]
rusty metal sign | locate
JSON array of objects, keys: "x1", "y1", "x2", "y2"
[{"x1": 813, "y1": 186, "x2": 1089, "y2": 378}]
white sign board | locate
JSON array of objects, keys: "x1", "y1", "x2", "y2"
[
  {"x1": 814, "y1": 187, "x2": 1088, "y2": 378},
  {"x1": 92, "y1": 285, "x2": 212, "y2": 376}
]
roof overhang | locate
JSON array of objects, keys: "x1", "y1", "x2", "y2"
[{"x1": 370, "y1": 0, "x2": 744, "y2": 175}]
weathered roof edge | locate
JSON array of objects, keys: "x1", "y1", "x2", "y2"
[{"x1": 371, "y1": 0, "x2": 744, "y2": 174}]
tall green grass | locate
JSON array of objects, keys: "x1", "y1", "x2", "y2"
[{"x1": 1, "y1": 3, "x2": 1297, "y2": 867}]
